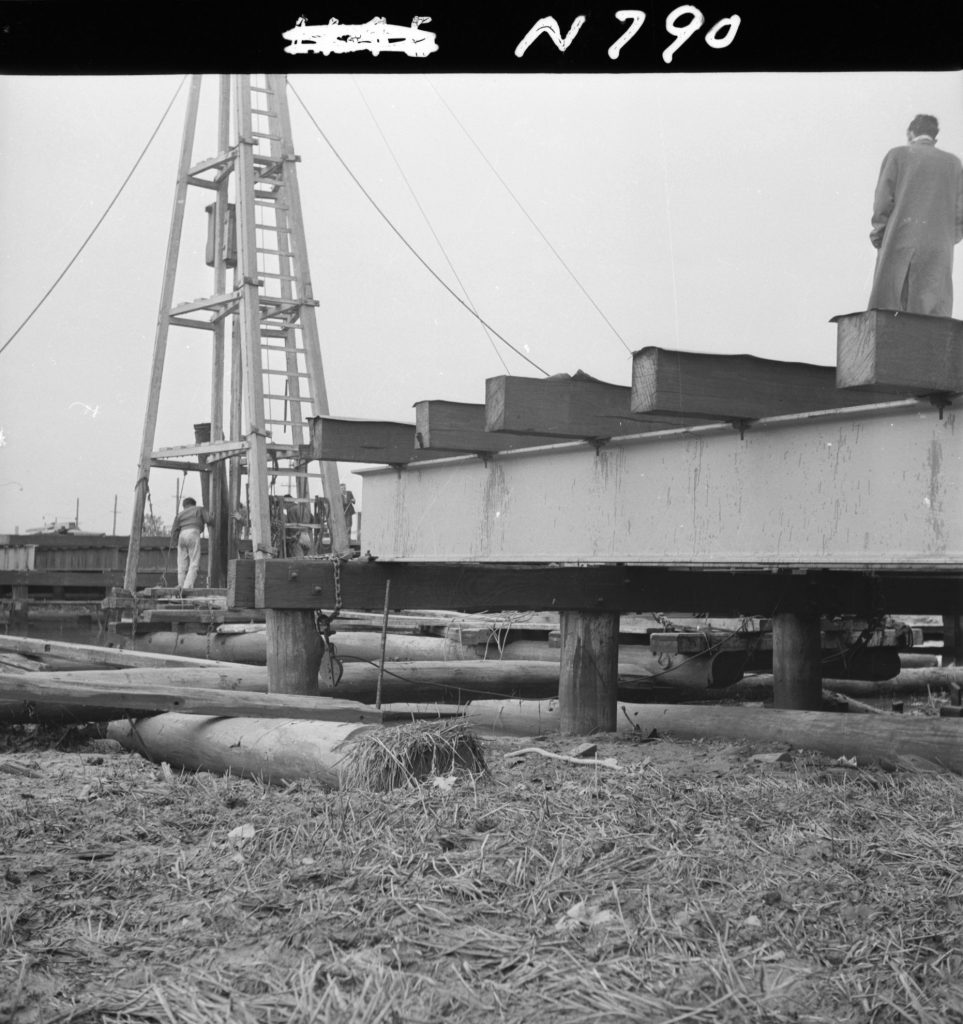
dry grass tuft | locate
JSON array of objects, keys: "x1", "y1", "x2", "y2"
[{"x1": 340, "y1": 719, "x2": 488, "y2": 792}]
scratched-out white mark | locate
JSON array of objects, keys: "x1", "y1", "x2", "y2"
[
  {"x1": 282, "y1": 16, "x2": 438, "y2": 57},
  {"x1": 0, "y1": 428, "x2": 7, "y2": 447},
  {"x1": 68, "y1": 401, "x2": 100, "y2": 418}
]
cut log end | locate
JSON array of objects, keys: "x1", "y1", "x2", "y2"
[{"x1": 338, "y1": 720, "x2": 488, "y2": 792}]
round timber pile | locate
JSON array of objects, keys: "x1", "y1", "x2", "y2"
[{"x1": 107, "y1": 714, "x2": 486, "y2": 789}]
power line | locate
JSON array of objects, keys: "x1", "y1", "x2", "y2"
[
  {"x1": 0, "y1": 76, "x2": 189, "y2": 359},
  {"x1": 352, "y1": 78, "x2": 510, "y2": 375},
  {"x1": 428, "y1": 79, "x2": 636, "y2": 358},
  {"x1": 287, "y1": 79, "x2": 548, "y2": 377}
]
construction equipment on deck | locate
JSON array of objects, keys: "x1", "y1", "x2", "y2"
[{"x1": 124, "y1": 74, "x2": 349, "y2": 593}]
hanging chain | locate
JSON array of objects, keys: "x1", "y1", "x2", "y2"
[{"x1": 314, "y1": 556, "x2": 345, "y2": 687}]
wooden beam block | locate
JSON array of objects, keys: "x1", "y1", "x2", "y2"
[
  {"x1": 414, "y1": 400, "x2": 560, "y2": 453},
  {"x1": 251, "y1": 559, "x2": 668, "y2": 613},
  {"x1": 151, "y1": 459, "x2": 212, "y2": 473},
  {"x1": 632, "y1": 347, "x2": 894, "y2": 420},
  {"x1": 305, "y1": 416, "x2": 441, "y2": 464},
  {"x1": 485, "y1": 372, "x2": 685, "y2": 440},
  {"x1": 153, "y1": 440, "x2": 249, "y2": 459},
  {"x1": 228, "y1": 557, "x2": 963, "y2": 617},
  {"x1": 0, "y1": 570, "x2": 170, "y2": 589},
  {"x1": 833, "y1": 309, "x2": 963, "y2": 394}
]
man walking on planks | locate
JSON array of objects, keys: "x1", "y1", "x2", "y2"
[
  {"x1": 868, "y1": 114, "x2": 963, "y2": 317},
  {"x1": 171, "y1": 496, "x2": 213, "y2": 592}
]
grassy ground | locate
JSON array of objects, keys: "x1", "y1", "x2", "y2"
[{"x1": 2, "y1": 722, "x2": 963, "y2": 1024}]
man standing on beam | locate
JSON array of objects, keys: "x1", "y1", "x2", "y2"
[{"x1": 868, "y1": 113, "x2": 963, "y2": 317}]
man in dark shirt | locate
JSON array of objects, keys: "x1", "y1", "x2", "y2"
[
  {"x1": 868, "y1": 114, "x2": 963, "y2": 316},
  {"x1": 171, "y1": 497, "x2": 213, "y2": 591}
]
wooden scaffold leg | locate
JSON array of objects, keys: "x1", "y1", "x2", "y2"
[
  {"x1": 558, "y1": 610, "x2": 619, "y2": 734},
  {"x1": 266, "y1": 609, "x2": 322, "y2": 695},
  {"x1": 772, "y1": 600, "x2": 823, "y2": 711}
]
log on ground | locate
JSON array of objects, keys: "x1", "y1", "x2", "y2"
[
  {"x1": 318, "y1": 660, "x2": 560, "y2": 703},
  {"x1": 745, "y1": 667, "x2": 963, "y2": 697},
  {"x1": 318, "y1": 660, "x2": 747, "y2": 704},
  {"x1": 0, "y1": 664, "x2": 271, "y2": 724},
  {"x1": 448, "y1": 699, "x2": 963, "y2": 773},
  {"x1": 107, "y1": 713, "x2": 485, "y2": 788},
  {"x1": 0, "y1": 634, "x2": 243, "y2": 671},
  {"x1": 126, "y1": 627, "x2": 476, "y2": 665},
  {"x1": 622, "y1": 703, "x2": 963, "y2": 773},
  {"x1": 0, "y1": 670, "x2": 380, "y2": 724}
]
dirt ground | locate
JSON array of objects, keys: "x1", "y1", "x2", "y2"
[{"x1": 2, "y1": 721, "x2": 963, "y2": 1024}]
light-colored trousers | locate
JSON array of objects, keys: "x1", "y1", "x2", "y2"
[{"x1": 177, "y1": 528, "x2": 202, "y2": 589}]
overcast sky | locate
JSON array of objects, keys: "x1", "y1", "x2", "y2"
[{"x1": 0, "y1": 70, "x2": 961, "y2": 535}]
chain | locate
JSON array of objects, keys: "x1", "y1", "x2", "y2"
[
  {"x1": 331, "y1": 555, "x2": 343, "y2": 620},
  {"x1": 313, "y1": 556, "x2": 345, "y2": 687}
]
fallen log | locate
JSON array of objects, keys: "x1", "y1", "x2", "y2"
[
  {"x1": 899, "y1": 652, "x2": 941, "y2": 669},
  {"x1": 125, "y1": 627, "x2": 477, "y2": 665},
  {"x1": 0, "y1": 673, "x2": 382, "y2": 724},
  {"x1": 486, "y1": 641, "x2": 746, "y2": 688},
  {"x1": 446, "y1": 699, "x2": 963, "y2": 773},
  {"x1": 0, "y1": 634, "x2": 244, "y2": 671},
  {"x1": 620, "y1": 703, "x2": 963, "y2": 773},
  {"x1": 319, "y1": 660, "x2": 561, "y2": 703},
  {"x1": 107, "y1": 713, "x2": 484, "y2": 788},
  {"x1": 0, "y1": 664, "x2": 272, "y2": 724},
  {"x1": 745, "y1": 667, "x2": 963, "y2": 697},
  {"x1": 0, "y1": 652, "x2": 44, "y2": 673},
  {"x1": 319, "y1": 660, "x2": 759, "y2": 704}
]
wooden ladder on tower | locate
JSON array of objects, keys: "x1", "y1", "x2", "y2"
[{"x1": 123, "y1": 74, "x2": 350, "y2": 594}]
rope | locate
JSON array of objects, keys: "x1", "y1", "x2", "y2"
[
  {"x1": 287, "y1": 80, "x2": 549, "y2": 377},
  {"x1": 428, "y1": 80, "x2": 635, "y2": 358},
  {"x1": 353, "y1": 80, "x2": 510, "y2": 375},
  {"x1": 0, "y1": 76, "x2": 189, "y2": 359}
]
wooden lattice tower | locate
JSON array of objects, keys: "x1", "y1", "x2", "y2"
[{"x1": 124, "y1": 74, "x2": 350, "y2": 593}]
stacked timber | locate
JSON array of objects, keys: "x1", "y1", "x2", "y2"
[
  {"x1": 101, "y1": 600, "x2": 917, "y2": 693},
  {"x1": 2, "y1": 633, "x2": 960, "y2": 725},
  {"x1": 3, "y1": 635, "x2": 963, "y2": 783}
]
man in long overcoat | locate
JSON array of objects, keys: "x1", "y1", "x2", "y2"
[{"x1": 868, "y1": 114, "x2": 963, "y2": 316}]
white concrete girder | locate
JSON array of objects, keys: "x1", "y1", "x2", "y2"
[{"x1": 356, "y1": 400, "x2": 962, "y2": 568}]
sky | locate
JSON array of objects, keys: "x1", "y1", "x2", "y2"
[{"x1": 0, "y1": 70, "x2": 961, "y2": 535}]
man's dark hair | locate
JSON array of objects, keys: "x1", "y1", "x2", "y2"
[
  {"x1": 183, "y1": 497, "x2": 197, "y2": 507},
  {"x1": 908, "y1": 114, "x2": 939, "y2": 138}
]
